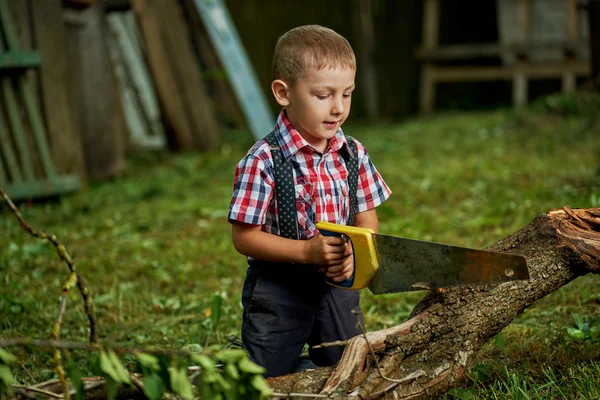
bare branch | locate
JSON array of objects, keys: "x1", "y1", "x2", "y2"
[{"x1": 0, "y1": 186, "x2": 99, "y2": 344}]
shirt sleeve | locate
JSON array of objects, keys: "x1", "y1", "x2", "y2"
[
  {"x1": 228, "y1": 153, "x2": 274, "y2": 225},
  {"x1": 354, "y1": 140, "x2": 391, "y2": 213}
]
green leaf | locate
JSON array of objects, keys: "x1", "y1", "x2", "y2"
[
  {"x1": 0, "y1": 349, "x2": 16, "y2": 364},
  {"x1": 567, "y1": 327, "x2": 586, "y2": 341},
  {"x1": 0, "y1": 365, "x2": 15, "y2": 397},
  {"x1": 136, "y1": 353, "x2": 160, "y2": 372},
  {"x1": 216, "y1": 349, "x2": 246, "y2": 364},
  {"x1": 196, "y1": 377, "x2": 216, "y2": 399},
  {"x1": 105, "y1": 377, "x2": 118, "y2": 400},
  {"x1": 250, "y1": 375, "x2": 272, "y2": 397},
  {"x1": 214, "y1": 373, "x2": 232, "y2": 391},
  {"x1": 168, "y1": 367, "x2": 194, "y2": 400},
  {"x1": 572, "y1": 313, "x2": 584, "y2": 330},
  {"x1": 100, "y1": 351, "x2": 132, "y2": 385},
  {"x1": 66, "y1": 360, "x2": 85, "y2": 400},
  {"x1": 190, "y1": 354, "x2": 216, "y2": 372},
  {"x1": 210, "y1": 293, "x2": 223, "y2": 328},
  {"x1": 224, "y1": 363, "x2": 240, "y2": 380},
  {"x1": 0, "y1": 365, "x2": 16, "y2": 386},
  {"x1": 238, "y1": 358, "x2": 265, "y2": 375},
  {"x1": 143, "y1": 374, "x2": 165, "y2": 400}
]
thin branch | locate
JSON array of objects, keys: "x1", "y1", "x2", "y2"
[
  {"x1": 0, "y1": 186, "x2": 98, "y2": 344},
  {"x1": 52, "y1": 293, "x2": 70, "y2": 400},
  {"x1": 353, "y1": 310, "x2": 407, "y2": 384},
  {"x1": 11, "y1": 385, "x2": 64, "y2": 399},
  {"x1": 351, "y1": 310, "x2": 426, "y2": 398},
  {"x1": 0, "y1": 338, "x2": 195, "y2": 357},
  {"x1": 129, "y1": 373, "x2": 145, "y2": 393},
  {"x1": 369, "y1": 370, "x2": 427, "y2": 398},
  {"x1": 272, "y1": 392, "x2": 332, "y2": 399},
  {"x1": 311, "y1": 339, "x2": 349, "y2": 349}
]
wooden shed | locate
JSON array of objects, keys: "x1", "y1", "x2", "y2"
[{"x1": 417, "y1": 0, "x2": 591, "y2": 113}]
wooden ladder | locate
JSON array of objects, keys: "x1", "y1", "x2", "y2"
[{"x1": 0, "y1": 0, "x2": 80, "y2": 200}]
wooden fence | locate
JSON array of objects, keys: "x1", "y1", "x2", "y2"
[{"x1": 0, "y1": 0, "x2": 593, "y2": 201}]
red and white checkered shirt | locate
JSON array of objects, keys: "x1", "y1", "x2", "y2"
[{"x1": 228, "y1": 110, "x2": 391, "y2": 240}]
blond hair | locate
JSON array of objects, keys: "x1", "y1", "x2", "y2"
[{"x1": 272, "y1": 25, "x2": 356, "y2": 82}]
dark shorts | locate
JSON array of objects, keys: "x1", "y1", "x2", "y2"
[{"x1": 241, "y1": 260, "x2": 362, "y2": 378}]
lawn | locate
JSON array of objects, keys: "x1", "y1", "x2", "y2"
[{"x1": 1, "y1": 94, "x2": 600, "y2": 398}]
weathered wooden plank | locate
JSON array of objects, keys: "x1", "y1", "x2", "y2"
[
  {"x1": 1, "y1": 78, "x2": 34, "y2": 181},
  {"x1": 0, "y1": 149, "x2": 7, "y2": 183},
  {"x1": 432, "y1": 62, "x2": 590, "y2": 82},
  {"x1": 105, "y1": 27, "x2": 146, "y2": 147},
  {"x1": 132, "y1": 0, "x2": 196, "y2": 151},
  {"x1": 0, "y1": 0, "x2": 56, "y2": 180},
  {"x1": 106, "y1": 11, "x2": 165, "y2": 147},
  {"x1": 415, "y1": 41, "x2": 588, "y2": 61},
  {"x1": 4, "y1": 175, "x2": 80, "y2": 200},
  {"x1": 194, "y1": 0, "x2": 270, "y2": 141},
  {"x1": 31, "y1": 0, "x2": 85, "y2": 179},
  {"x1": 159, "y1": 0, "x2": 220, "y2": 149},
  {"x1": 4, "y1": 0, "x2": 44, "y2": 179},
  {"x1": 63, "y1": 3, "x2": 125, "y2": 181},
  {"x1": 0, "y1": 94, "x2": 22, "y2": 183},
  {"x1": 0, "y1": 51, "x2": 41, "y2": 69},
  {"x1": 182, "y1": 0, "x2": 245, "y2": 129},
  {"x1": 106, "y1": 20, "x2": 164, "y2": 150}
]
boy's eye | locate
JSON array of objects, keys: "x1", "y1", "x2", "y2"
[
  {"x1": 316, "y1": 94, "x2": 329, "y2": 100},
  {"x1": 343, "y1": 93, "x2": 352, "y2": 98}
]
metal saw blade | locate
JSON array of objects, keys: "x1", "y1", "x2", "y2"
[{"x1": 367, "y1": 234, "x2": 529, "y2": 295}]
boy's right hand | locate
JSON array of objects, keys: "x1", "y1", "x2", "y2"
[{"x1": 303, "y1": 233, "x2": 351, "y2": 266}]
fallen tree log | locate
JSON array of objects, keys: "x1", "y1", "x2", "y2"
[{"x1": 267, "y1": 206, "x2": 600, "y2": 399}]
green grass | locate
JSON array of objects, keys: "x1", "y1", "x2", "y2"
[{"x1": 1, "y1": 99, "x2": 600, "y2": 397}]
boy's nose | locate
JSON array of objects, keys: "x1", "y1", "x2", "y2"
[{"x1": 331, "y1": 97, "x2": 344, "y2": 115}]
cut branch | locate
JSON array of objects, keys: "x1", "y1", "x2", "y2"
[{"x1": 266, "y1": 207, "x2": 600, "y2": 399}]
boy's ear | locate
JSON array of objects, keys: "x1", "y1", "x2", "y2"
[{"x1": 271, "y1": 79, "x2": 291, "y2": 107}]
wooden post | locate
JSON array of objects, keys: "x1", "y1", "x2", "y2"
[
  {"x1": 353, "y1": 0, "x2": 379, "y2": 119},
  {"x1": 132, "y1": 0, "x2": 196, "y2": 151},
  {"x1": 157, "y1": 0, "x2": 220, "y2": 150},
  {"x1": 423, "y1": 0, "x2": 440, "y2": 50},
  {"x1": 63, "y1": 2, "x2": 126, "y2": 181},
  {"x1": 563, "y1": 0, "x2": 578, "y2": 92},
  {"x1": 419, "y1": 0, "x2": 439, "y2": 114},
  {"x1": 31, "y1": 0, "x2": 85, "y2": 180},
  {"x1": 513, "y1": 0, "x2": 530, "y2": 108}
]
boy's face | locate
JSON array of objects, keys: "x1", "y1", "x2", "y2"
[{"x1": 274, "y1": 66, "x2": 355, "y2": 152}]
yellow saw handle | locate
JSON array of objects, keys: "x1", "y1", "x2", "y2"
[{"x1": 316, "y1": 221, "x2": 379, "y2": 290}]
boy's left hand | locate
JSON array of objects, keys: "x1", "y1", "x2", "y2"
[{"x1": 324, "y1": 242, "x2": 354, "y2": 282}]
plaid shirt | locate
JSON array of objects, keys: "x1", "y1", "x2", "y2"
[{"x1": 228, "y1": 110, "x2": 391, "y2": 239}]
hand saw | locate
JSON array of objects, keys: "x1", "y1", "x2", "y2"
[{"x1": 316, "y1": 221, "x2": 530, "y2": 294}]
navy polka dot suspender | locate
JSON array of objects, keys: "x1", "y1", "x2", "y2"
[{"x1": 264, "y1": 131, "x2": 359, "y2": 240}]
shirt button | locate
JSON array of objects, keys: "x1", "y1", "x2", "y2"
[{"x1": 325, "y1": 194, "x2": 331, "y2": 202}]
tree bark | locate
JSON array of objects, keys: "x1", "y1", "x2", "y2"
[{"x1": 267, "y1": 207, "x2": 600, "y2": 399}]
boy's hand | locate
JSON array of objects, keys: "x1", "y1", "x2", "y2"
[
  {"x1": 304, "y1": 233, "x2": 349, "y2": 266},
  {"x1": 324, "y1": 242, "x2": 354, "y2": 282}
]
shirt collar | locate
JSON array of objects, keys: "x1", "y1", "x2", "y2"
[{"x1": 273, "y1": 109, "x2": 354, "y2": 160}]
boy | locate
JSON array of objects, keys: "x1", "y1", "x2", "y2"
[{"x1": 228, "y1": 25, "x2": 391, "y2": 378}]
